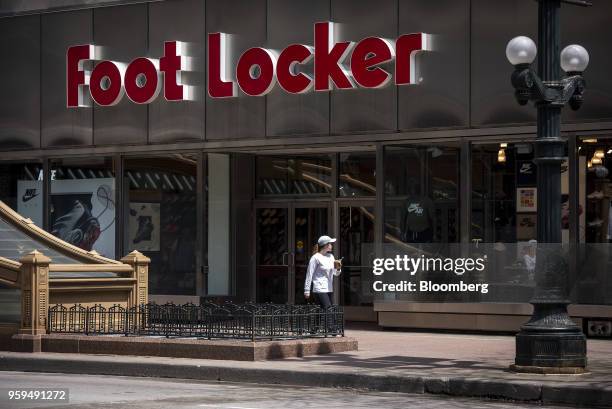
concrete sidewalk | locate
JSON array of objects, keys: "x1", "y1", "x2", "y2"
[{"x1": 2, "y1": 326, "x2": 612, "y2": 407}]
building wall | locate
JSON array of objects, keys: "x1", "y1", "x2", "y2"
[{"x1": 0, "y1": 0, "x2": 611, "y2": 151}]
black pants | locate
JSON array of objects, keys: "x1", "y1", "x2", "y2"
[
  {"x1": 314, "y1": 292, "x2": 333, "y2": 309},
  {"x1": 314, "y1": 292, "x2": 338, "y2": 333}
]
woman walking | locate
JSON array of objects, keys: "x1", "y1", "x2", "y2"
[{"x1": 304, "y1": 235, "x2": 342, "y2": 308}]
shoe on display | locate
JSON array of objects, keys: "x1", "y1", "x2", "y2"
[
  {"x1": 133, "y1": 216, "x2": 154, "y2": 244},
  {"x1": 50, "y1": 196, "x2": 101, "y2": 251},
  {"x1": 588, "y1": 218, "x2": 604, "y2": 227},
  {"x1": 587, "y1": 190, "x2": 604, "y2": 199}
]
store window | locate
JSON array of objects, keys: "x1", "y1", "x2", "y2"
[
  {"x1": 471, "y1": 143, "x2": 537, "y2": 243},
  {"x1": 256, "y1": 155, "x2": 332, "y2": 196},
  {"x1": 50, "y1": 157, "x2": 117, "y2": 258},
  {"x1": 124, "y1": 155, "x2": 197, "y2": 295},
  {"x1": 471, "y1": 140, "x2": 574, "y2": 244},
  {"x1": 384, "y1": 145, "x2": 459, "y2": 244},
  {"x1": 578, "y1": 137, "x2": 612, "y2": 243},
  {"x1": 575, "y1": 136, "x2": 612, "y2": 305},
  {"x1": 338, "y1": 152, "x2": 376, "y2": 197},
  {"x1": 0, "y1": 162, "x2": 43, "y2": 227}
]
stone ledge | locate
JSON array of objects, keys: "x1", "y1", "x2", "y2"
[
  {"x1": 10, "y1": 334, "x2": 42, "y2": 353},
  {"x1": 28, "y1": 334, "x2": 358, "y2": 361}
]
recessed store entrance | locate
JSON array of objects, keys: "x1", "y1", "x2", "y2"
[
  {"x1": 255, "y1": 202, "x2": 331, "y2": 304},
  {"x1": 251, "y1": 152, "x2": 377, "y2": 309}
]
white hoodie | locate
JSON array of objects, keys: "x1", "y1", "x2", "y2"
[{"x1": 304, "y1": 252, "x2": 341, "y2": 294}]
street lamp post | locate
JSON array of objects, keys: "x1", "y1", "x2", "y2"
[{"x1": 506, "y1": 0, "x2": 590, "y2": 373}]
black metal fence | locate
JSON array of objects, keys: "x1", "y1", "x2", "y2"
[{"x1": 47, "y1": 302, "x2": 344, "y2": 340}]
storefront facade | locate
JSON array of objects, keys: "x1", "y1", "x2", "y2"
[{"x1": 1, "y1": 0, "x2": 611, "y2": 330}]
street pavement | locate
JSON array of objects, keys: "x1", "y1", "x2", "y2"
[
  {"x1": 2, "y1": 325, "x2": 612, "y2": 407},
  {"x1": 0, "y1": 371, "x2": 570, "y2": 409}
]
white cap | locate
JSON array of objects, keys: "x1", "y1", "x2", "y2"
[{"x1": 317, "y1": 235, "x2": 336, "y2": 246}]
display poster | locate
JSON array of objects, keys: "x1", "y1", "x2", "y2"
[
  {"x1": 17, "y1": 180, "x2": 43, "y2": 227},
  {"x1": 517, "y1": 161, "x2": 537, "y2": 186},
  {"x1": 128, "y1": 202, "x2": 161, "y2": 252},
  {"x1": 48, "y1": 178, "x2": 116, "y2": 259},
  {"x1": 516, "y1": 213, "x2": 537, "y2": 240},
  {"x1": 516, "y1": 187, "x2": 537, "y2": 212}
]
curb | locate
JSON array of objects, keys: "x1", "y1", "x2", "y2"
[{"x1": 1, "y1": 355, "x2": 611, "y2": 408}]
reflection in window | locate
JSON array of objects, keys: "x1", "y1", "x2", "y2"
[
  {"x1": 0, "y1": 162, "x2": 43, "y2": 227},
  {"x1": 471, "y1": 143, "x2": 538, "y2": 243},
  {"x1": 338, "y1": 152, "x2": 376, "y2": 197},
  {"x1": 256, "y1": 156, "x2": 332, "y2": 196},
  {"x1": 574, "y1": 137, "x2": 612, "y2": 305},
  {"x1": 125, "y1": 155, "x2": 197, "y2": 295},
  {"x1": 50, "y1": 157, "x2": 116, "y2": 258},
  {"x1": 339, "y1": 206, "x2": 374, "y2": 306},
  {"x1": 579, "y1": 137, "x2": 612, "y2": 243},
  {"x1": 0, "y1": 216, "x2": 78, "y2": 263},
  {"x1": 256, "y1": 207, "x2": 288, "y2": 304},
  {"x1": 384, "y1": 146, "x2": 459, "y2": 244}
]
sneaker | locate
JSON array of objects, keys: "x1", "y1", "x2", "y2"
[
  {"x1": 588, "y1": 191, "x2": 604, "y2": 199},
  {"x1": 133, "y1": 216, "x2": 154, "y2": 243},
  {"x1": 588, "y1": 218, "x2": 604, "y2": 227}
]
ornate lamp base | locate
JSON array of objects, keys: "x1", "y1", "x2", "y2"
[
  {"x1": 510, "y1": 364, "x2": 588, "y2": 375},
  {"x1": 512, "y1": 303, "x2": 587, "y2": 373}
]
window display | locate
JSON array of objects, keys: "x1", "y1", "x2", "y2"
[
  {"x1": 125, "y1": 155, "x2": 197, "y2": 295},
  {"x1": 580, "y1": 137, "x2": 612, "y2": 243},
  {"x1": 384, "y1": 145, "x2": 459, "y2": 244},
  {"x1": 0, "y1": 162, "x2": 43, "y2": 227},
  {"x1": 472, "y1": 142, "x2": 540, "y2": 243},
  {"x1": 50, "y1": 158, "x2": 116, "y2": 258}
]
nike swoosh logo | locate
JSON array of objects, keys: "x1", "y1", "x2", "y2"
[{"x1": 22, "y1": 193, "x2": 39, "y2": 203}]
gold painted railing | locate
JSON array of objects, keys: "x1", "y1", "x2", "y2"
[
  {"x1": 0, "y1": 257, "x2": 20, "y2": 288},
  {"x1": 0, "y1": 199, "x2": 150, "y2": 340},
  {"x1": 1, "y1": 250, "x2": 149, "y2": 337},
  {"x1": 12, "y1": 250, "x2": 150, "y2": 335}
]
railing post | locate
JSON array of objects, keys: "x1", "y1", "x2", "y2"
[
  {"x1": 85, "y1": 305, "x2": 89, "y2": 335},
  {"x1": 124, "y1": 306, "x2": 129, "y2": 337},
  {"x1": 12, "y1": 250, "x2": 51, "y2": 352},
  {"x1": 121, "y1": 250, "x2": 150, "y2": 309},
  {"x1": 324, "y1": 307, "x2": 328, "y2": 338},
  {"x1": 251, "y1": 312, "x2": 256, "y2": 342}
]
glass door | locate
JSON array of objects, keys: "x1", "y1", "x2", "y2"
[
  {"x1": 338, "y1": 204, "x2": 375, "y2": 306},
  {"x1": 255, "y1": 203, "x2": 330, "y2": 304},
  {"x1": 292, "y1": 206, "x2": 329, "y2": 304}
]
